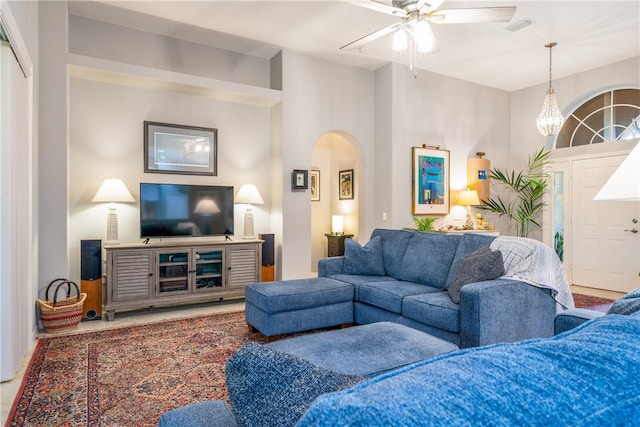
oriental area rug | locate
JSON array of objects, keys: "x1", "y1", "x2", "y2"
[
  {"x1": 7, "y1": 294, "x2": 615, "y2": 426},
  {"x1": 6, "y1": 310, "x2": 266, "y2": 427}
]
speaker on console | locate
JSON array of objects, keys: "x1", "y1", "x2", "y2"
[
  {"x1": 80, "y1": 239, "x2": 102, "y2": 320},
  {"x1": 258, "y1": 233, "x2": 275, "y2": 282}
]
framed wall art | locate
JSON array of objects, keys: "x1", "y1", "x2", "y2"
[
  {"x1": 339, "y1": 169, "x2": 354, "y2": 200},
  {"x1": 412, "y1": 146, "x2": 450, "y2": 215},
  {"x1": 310, "y1": 170, "x2": 320, "y2": 201},
  {"x1": 291, "y1": 169, "x2": 308, "y2": 190},
  {"x1": 144, "y1": 121, "x2": 217, "y2": 176}
]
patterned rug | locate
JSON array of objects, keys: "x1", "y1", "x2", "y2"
[
  {"x1": 7, "y1": 293, "x2": 618, "y2": 426},
  {"x1": 573, "y1": 293, "x2": 615, "y2": 312},
  {"x1": 6, "y1": 310, "x2": 266, "y2": 426}
]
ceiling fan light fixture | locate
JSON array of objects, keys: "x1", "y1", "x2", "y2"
[
  {"x1": 536, "y1": 42, "x2": 564, "y2": 136},
  {"x1": 412, "y1": 19, "x2": 435, "y2": 53},
  {"x1": 392, "y1": 27, "x2": 408, "y2": 51}
]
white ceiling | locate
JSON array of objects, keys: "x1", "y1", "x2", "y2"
[{"x1": 69, "y1": 0, "x2": 640, "y2": 92}]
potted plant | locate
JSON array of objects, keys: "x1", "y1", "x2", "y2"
[
  {"x1": 478, "y1": 147, "x2": 551, "y2": 238},
  {"x1": 405, "y1": 216, "x2": 438, "y2": 232}
]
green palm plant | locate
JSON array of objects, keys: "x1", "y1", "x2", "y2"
[
  {"x1": 478, "y1": 147, "x2": 551, "y2": 238},
  {"x1": 404, "y1": 216, "x2": 437, "y2": 232}
]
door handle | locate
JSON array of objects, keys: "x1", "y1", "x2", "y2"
[{"x1": 624, "y1": 228, "x2": 638, "y2": 233}]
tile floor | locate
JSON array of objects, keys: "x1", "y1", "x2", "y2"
[
  {"x1": 0, "y1": 298, "x2": 245, "y2": 425},
  {"x1": 0, "y1": 286, "x2": 626, "y2": 424}
]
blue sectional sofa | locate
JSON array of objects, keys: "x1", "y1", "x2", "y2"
[
  {"x1": 315, "y1": 228, "x2": 564, "y2": 348},
  {"x1": 159, "y1": 312, "x2": 640, "y2": 426}
]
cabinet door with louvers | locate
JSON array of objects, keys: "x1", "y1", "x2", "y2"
[
  {"x1": 110, "y1": 250, "x2": 154, "y2": 302},
  {"x1": 226, "y1": 244, "x2": 261, "y2": 290}
]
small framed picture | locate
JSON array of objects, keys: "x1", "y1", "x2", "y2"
[
  {"x1": 310, "y1": 170, "x2": 320, "y2": 201},
  {"x1": 291, "y1": 169, "x2": 308, "y2": 190},
  {"x1": 339, "y1": 169, "x2": 354, "y2": 200}
]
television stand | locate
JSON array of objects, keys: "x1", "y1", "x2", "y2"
[{"x1": 104, "y1": 238, "x2": 262, "y2": 320}]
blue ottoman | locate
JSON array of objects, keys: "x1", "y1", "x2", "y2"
[
  {"x1": 158, "y1": 400, "x2": 237, "y2": 427},
  {"x1": 267, "y1": 321, "x2": 459, "y2": 377},
  {"x1": 245, "y1": 277, "x2": 354, "y2": 337}
]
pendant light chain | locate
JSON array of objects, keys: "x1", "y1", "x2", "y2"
[{"x1": 547, "y1": 41, "x2": 556, "y2": 89}]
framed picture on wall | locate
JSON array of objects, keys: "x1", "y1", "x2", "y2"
[
  {"x1": 310, "y1": 170, "x2": 320, "y2": 201},
  {"x1": 339, "y1": 169, "x2": 354, "y2": 200},
  {"x1": 144, "y1": 121, "x2": 217, "y2": 176},
  {"x1": 291, "y1": 169, "x2": 308, "y2": 190},
  {"x1": 412, "y1": 146, "x2": 450, "y2": 215}
]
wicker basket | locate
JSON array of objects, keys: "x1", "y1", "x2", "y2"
[{"x1": 38, "y1": 279, "x2": 86, "y2": 333}]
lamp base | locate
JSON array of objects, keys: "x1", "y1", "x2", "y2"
[
  {"x1": 243, "y1": 207, "x2": 256, "y2": 239},
  {"x1": 106, "y1": 206, "x2": 120, "y2": 245}
]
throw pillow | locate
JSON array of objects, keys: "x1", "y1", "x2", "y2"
[
  {"x1": 343, "y1": 235, "x2": 386, "y2": 276},
  {"x1": 448, "y1": 247, "x2": 505, "y2": 304},
  {"x1": 607, "y1": 286, "x2": 640, "y2": 315},
  {"x1": 226, "y1": 342, "x2": 364, "y2": 427}
]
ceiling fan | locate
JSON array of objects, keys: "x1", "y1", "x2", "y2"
[{"x1": 341, "y1": 0, "x2": 517, "y2": 53}]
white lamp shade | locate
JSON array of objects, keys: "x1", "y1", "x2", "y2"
[
  {"x1": 92, "y1": 179, "x2": 135, "y2": 203},
  {"x1": 235, "y1": 184, "x2": 265, "y2": 205},
  {"x1": 413, "y1": 20, "x2": 436, "y2": 53},
  {"x1": 457, "y1": 189, "x2": 480, "y2": 206},
  {"x1": 332, "y1": 215, "x2": 344, "y2": 234},
  {"x1": 392, "y1": 28, "x2": 408, "y2": 52},
  {"x1": 593, "y1": 142, "x2": 640, "y2": 201}
]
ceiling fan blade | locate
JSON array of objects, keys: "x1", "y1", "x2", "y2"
[
  {"x1": 429, "y1": 6, "x2": 517, "y2": 24},
  {"x1": 423, "y1": 0, "x2": 446, "y2": 14},
  {"x1": 340, "y1": 22, "x2": 402, "y2": 50},
  {"x1": 351, "y1": 0, "x2": 408, "y2": 18}
]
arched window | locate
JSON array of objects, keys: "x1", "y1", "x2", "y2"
[{"x1": 555, "y1": 88, "x2": 640, "y2": 148}]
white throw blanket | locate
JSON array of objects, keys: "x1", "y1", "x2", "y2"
[{"x1": 490, "y1": 236, "x2": 575, "y2": 311}]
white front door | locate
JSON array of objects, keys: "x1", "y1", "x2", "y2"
[{"x1": 572, "y1": 155, "x2": 640, "y2": 292}]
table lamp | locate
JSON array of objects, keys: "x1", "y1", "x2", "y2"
[
  {"x1": 457, "y1": 189, "x2": 480, "y2": 230},
  {"x1": 332, "y1": 215, "x2": 344, "y2": 235},
  {"x1": 235, "y1": 183, "x2": 264, "y2": 239},
  {"x1": 92, "y1": 178, "x2": 135, "y2": 245}
]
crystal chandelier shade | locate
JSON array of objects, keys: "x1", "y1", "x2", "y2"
[{"x1": 536, "y1": 42, "x2": 564, "y2": 136}]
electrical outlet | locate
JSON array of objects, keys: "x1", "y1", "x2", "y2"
[{"x1": 382, "y1": 212, "x2": 387, "y2": 221}]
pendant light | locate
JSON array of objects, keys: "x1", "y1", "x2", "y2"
[{"x1": 536, "y1": 42, "x2": 564, "y2": 136}]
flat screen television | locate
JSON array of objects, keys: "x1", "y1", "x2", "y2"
[{"x1": 140, "y1": 183, "x2": 234, "y2": 238}]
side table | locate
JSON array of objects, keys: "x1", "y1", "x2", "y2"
[{"x1": 325, "y1": 233, "x2": 354, "y2": 257}]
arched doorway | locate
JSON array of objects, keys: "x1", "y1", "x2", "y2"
[{"x1": 310, "y1": 131, "x2": 360, "y2": 272}]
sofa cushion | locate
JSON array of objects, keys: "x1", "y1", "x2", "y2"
[
  {"x1": 297, "y1": 314, "x2": 640, "y2": 426},
  {"x1": 328, "y1": 274, "x2": 396, "y2": 301},
  {"x1": 607, "y1": 286, "x2": 640, "y2": 315},
  {"x1": 445, "y1": 233, "x2": 498, "y2": 289},
  {"x1": 356, "y1": 280, "x2": 439, "y2": 314},
  {"x1": 396, "y1": 232, "x2": 461, "y2": 288},
  {"x1": 226, "y1": 342, "x2": 364, "y2": 427},
  {"x1": 343, "y1": 235, "x2": 385, "y2": 276},
  {"x1": 403, "y1": 291, "x2": 461, "y2": 332},
  {"x1": 447, "y1": 247, "x2": 505, "y2": 304},
  {"x1": 370, "y1": 229, "x2": 414, "y2": 279}
]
